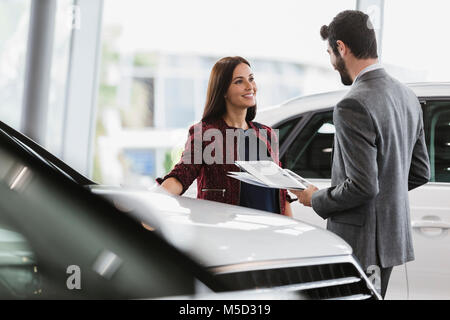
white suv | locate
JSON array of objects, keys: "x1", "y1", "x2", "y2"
[{"x1": 256, "y1": 83, "x2": 450, "y2": 300}]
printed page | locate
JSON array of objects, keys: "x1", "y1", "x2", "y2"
[
  {"x1": 227, "y1": 172, "x2": 269, "y2": 188},
  {"x1": 284, "y1": 169, "x2": 313, "y2": 187},
  {"x1": 234, "y1": 161, "x2": 306, "y2": 190}
]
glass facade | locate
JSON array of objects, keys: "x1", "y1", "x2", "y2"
[
  {"x1": 4, "y1": 0, "x2": 450, "y2": 189},
  {"x1": 383, "y1": 0, "x2": 450, "y2": 82},
  {"x1": 90, "y1": 0, "x2": 360, "y2": 187},
  {"x1": 0, "y1": 0, "x2": 31, "y2": 130}
]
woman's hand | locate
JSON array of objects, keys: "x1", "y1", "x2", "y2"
[
  {"x1": 285, "y1": 201, "x2": 293, "y2": 217},
  {"x1": 161, "y1": 177, "x2": 183, "y2": 195}
]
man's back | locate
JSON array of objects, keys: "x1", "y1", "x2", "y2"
[
  {"x1": 351, "y1": 70, "x2": 426, "y2": 179},
  {"x1": 299, "y1": 9, "x2": 432, "y2": 298},
  {"x1": 312, "y1": 68, "x2": 430, "y2": 270}
]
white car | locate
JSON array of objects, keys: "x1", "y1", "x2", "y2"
[
  {"x1": 255, "y1": 82, "x2": 450, "y2": 300},
  {"x1": 92, "y1": 186, "x2": 381, "y2": 300},
  {"x1": 0, "y1": 118, "x2": 380, "y2": 300}
]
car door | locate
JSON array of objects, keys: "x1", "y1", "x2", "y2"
[
  {"x1": 279, "y1": 109, "x2": 334, "y2": 229},
  {"x1": 277, "y1": 107, "x2": 409, "y2": 300},
  {"x1": 407, "y1": 98, "x2": 450, "y2": 300}
]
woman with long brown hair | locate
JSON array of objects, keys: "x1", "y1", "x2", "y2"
[{"x1": 156, "y1": 56, "x2": 293, "y2": 216}]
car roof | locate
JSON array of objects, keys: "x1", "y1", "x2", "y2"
[{"x1": 256, "y1": 82, "x2": 450, "y2": 126}]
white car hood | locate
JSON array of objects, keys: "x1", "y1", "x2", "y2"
[{"x1": 90, "y1": 186, "x2": 352, "y2": 268}]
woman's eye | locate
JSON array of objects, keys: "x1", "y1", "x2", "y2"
[
  {"x1": 249, "y1": 77, "x2": 255, "y2": 82},
  {"x1": 235, "y1": 80, "x2": 243, "y2": 84}
]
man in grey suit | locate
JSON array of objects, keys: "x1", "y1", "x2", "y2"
[{"x1": 290, "y1": 10, "x2": 430, "y2": 299}]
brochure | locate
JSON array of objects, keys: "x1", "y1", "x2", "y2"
[{"x1": 228, "y1": 161, "x2": 312, "y2": 190}]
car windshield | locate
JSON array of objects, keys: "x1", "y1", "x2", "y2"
[{"x1": 0, "y1": 121, "x2": 94, "y2": 186}]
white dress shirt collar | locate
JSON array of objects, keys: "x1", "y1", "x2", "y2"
[{"x1": 353, "y1": 62, "x2": 383, "y2": 84}]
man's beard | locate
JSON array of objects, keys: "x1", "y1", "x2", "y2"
[{"x1": 335, "y1": 56, "x2": 353, "y2": 86}]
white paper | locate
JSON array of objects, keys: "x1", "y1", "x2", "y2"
[
  {"x1": 226, "y1": 172, "x2": 269, "y2": 188},
  {"x1": 284, "y1": 169, "x2": 313, "y2": 187},
  {"x1": 231, "y1": 161, "x2": 307, "y2": 190}
]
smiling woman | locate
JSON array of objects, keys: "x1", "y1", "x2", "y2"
[
  {"x1": 202, "y1": 57, "x2": 257, "y2": 125},
  {"x1": 156, "y1": 56, "x2": 294, "y2": 217}
]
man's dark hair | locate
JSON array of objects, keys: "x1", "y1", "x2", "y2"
[{"x1": 320, "y1": 10, "x2": 378, "y2": 59}]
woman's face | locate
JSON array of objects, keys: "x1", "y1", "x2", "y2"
[{"x1": 225, "y1": 63, "x2": 257, "y2": 110}]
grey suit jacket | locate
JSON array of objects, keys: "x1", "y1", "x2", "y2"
[{"x1": 311, "y1": 68, "x2": 430, "y2": 270}]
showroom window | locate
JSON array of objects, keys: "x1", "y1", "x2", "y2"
[
  {"x1": 383, "y1": 0, "x2": 450, "y2": 83},
  {"x1": 0, "y1": 0, "x2": 31, "y2": 130},
  {"x1": 46, "y1": 0, "x2": 75, "y2": 156},
  {"x1": 164, "y1": 78, "x2": 195, "y2": 129},
  {"x1": 282, "y1": 111, "x2": 334, "y2": 179},
  {"x1": 121, "y1": 77, "x2": 155, "y2": 128},
  {"x1": 122, "y1": 148, "x2": 156, "y2": 179},
  {"x1": 422, "y1": 100, "x2": 450, "y2": 183},
  {"x1": 93, "y1": 0, "x2": 356, "y2": 186},
  {"x1": 0, "y1": 0, "x2": 74, "y2": 156}
]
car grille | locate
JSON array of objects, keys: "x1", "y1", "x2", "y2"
[{"x1": 214, "y1": 262, "x2": 376, "y2": 300}]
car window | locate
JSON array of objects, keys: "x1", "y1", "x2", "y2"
[
  {"x1": 422, "y1": 100, "x2": 450, "y2": 183},
  {"x1": 0, "y1": 133, "x2": 221, "y2": 299},
  {"x1": 282, "y1": 111, "x2": 334, "y2": 179},
  {"x1": 276, "y1": 116, "x2": 302, "y2": 146}
]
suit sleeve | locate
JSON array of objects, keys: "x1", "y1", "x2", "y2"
[
  {"x1": 408, "y1": 112, "x2": 430, "y2": 191},
  {"x1": 156, "y1": 124, "x2": 203, "y2": 195},
  {"x1": 311, "y1": 99, "x2": 379, "y2": 220}
]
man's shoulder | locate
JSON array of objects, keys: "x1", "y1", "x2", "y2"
[
  {"x1": 343, "y1": 81, "x2": 376, "y2": 105},
  {"x1": 346, "y1": 73, "x2": 417, "y2": 107},
  {"x1": 336, "y1": 93, "x2": 365, "y2": 111}
]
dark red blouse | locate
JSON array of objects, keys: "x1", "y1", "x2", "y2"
[{"x1": 156, "y1": 118, "x2": 292, "y2": 216}]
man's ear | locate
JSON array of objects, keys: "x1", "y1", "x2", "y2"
[{"x1": 336, "y1": 40, "x2": 346, "y2": 57}]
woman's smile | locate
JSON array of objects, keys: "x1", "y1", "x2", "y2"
[{"x1": 242, "y1": 93, "x2": 254, "y2": 98}]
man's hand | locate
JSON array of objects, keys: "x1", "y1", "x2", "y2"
[{"x1": 289, "y1": 185, "x2": 319, "y2": 207}]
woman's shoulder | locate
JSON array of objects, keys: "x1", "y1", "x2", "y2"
[
  {"x1": 187, "y1": 119, "x2": 223, "y2": 134},
  {"x1": 249, "y1": 121, "x2": 274, "y2": 132}
]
